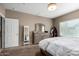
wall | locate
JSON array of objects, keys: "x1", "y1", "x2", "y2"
[
  {"x1": 0, "y1": 5, "x2": 5, "y2": 17},
  {"x1": 53, "y1": 10, "x2": 79, "y2": 36},
  {"x1": 5, "y1": 9, "x2": 53, "y2": 45}
]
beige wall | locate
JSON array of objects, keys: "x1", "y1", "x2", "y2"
[
  {"x1": 0, "y1": 5, "x2": 5, "y2": 17},
  {"x1": 5, "y1": 9, "x2": 53, "y2": 45},
  {"x1": 53, "y1": 10, "x2": 79, "y2": 36}
]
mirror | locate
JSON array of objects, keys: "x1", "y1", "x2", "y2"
[
  {"x1": 23, "y1": 26, "x2": 30, "y2": 45},
  {"x1": 35, "y1": 23, "x2": 45, "y2": 32}
]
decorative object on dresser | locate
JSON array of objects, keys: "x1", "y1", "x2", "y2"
[
  {"x1": 50, "y1": 26, "x2": 58, "y2": 37},
  {"x1": 23, "y1": 26, "x2": 30, "y2": 45},
  {"x1": 33, "y1": 23, "x2": 49, "y2": 44}
]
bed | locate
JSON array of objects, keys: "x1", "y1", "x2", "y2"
[{"x1": 39, "y1": 37, "x2": 79, "y2": 56}]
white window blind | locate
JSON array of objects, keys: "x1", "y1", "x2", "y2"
[{"x1": 60, "y1": 19, "x2": 79, "y2": 37}]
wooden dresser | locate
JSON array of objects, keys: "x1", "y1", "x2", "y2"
[{"x1": 33, "y1": 31, "x2": 49, "y2": 44}]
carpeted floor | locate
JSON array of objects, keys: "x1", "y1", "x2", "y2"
[{"x1": 1, "y1": 45, "x2": 44, "y2": 56}]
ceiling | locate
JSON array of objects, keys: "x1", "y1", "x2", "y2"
[{"x1": 1, "y1": 3, "x2": 79, "y2": 18}]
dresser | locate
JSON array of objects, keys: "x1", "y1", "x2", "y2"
[{"x1": 33, "y1": 31, "x2": 49, "y2": 44}]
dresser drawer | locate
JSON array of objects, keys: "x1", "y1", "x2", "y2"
[
  {"x1": 33, "y1": 32, "x2": 49, "y2": 44},
  {"x1": 34, "y1": 35, "x2": 42, "y2": 44}
]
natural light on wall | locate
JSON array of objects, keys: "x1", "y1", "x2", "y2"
[{"x1": 60, "y1": 19, "x2": 79, "y2": 37}]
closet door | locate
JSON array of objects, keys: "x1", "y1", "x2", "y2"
[
  {"x1": 0, "y1": 17, "x2": 2, "y2": 48},
  {"x1": 5, "y1": 18, "x2": 19, "y2": 48},
  {"x1": 0, "y1": 16, "x2": 5, "y2": 48}
]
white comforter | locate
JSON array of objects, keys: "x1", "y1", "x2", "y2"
[{"x1": 39, "y1": 37, "x2": 79, "y2": 56}]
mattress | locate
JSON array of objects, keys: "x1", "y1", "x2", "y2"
[{"x1": 39, "y1": 37, "x2": 79, "y2": 56}]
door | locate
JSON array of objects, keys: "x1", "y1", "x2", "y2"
[
  {"x1": 2, "y1": 17, "x2": 5, "y2": 48},
  {"x1": 0, "y1": 17, "x2": 2, "y2": 48},
  {"x1": 5, "y1": 18, "x2": 19, "y2": 48},
  {"x1": 0, "y1": 16, "x2": 5, "y2": 48}
]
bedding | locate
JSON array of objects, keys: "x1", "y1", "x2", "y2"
[
  {"x1": 39, "y1": 37, "x2": 79, "y2": 56},
  {"x1": 39, "y1": 37, "x2": 59, "y2": 50}
]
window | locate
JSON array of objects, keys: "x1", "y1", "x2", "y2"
[{"x1": 59, "y1": 19, "x2": 79, "y2": 37}]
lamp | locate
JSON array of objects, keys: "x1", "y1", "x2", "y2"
[{"x1": 48, "y1": 3, "x2": 57, "y2": 11}]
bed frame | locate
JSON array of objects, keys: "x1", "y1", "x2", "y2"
[{"x1": 40, "y1": 48, "x2": 52, "y2": 56}]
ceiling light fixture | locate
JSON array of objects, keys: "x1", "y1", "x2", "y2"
[{"x1": 48, "y1": 3, "x2": 57, "y2": 11}]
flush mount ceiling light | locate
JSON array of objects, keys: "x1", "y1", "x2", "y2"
[{"x1": 48, "y1": 3, "x2": 57, "y2": 11}]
